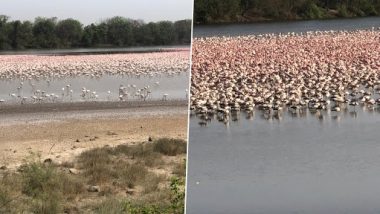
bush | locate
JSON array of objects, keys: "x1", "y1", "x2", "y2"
[
  {"x1": 115, "y1": 162, "x2": 149, "y2": 188},
  {"x1": 19, "y1": 162, "x2": 85, "y2": 213},
  {"x1": 360, "y1": 2, "x2": 378, "y2": 15},
  {"x1": 21, "y1": 162, "x2": 60, "y2": 197},
  {"x1": 113, "y1": 143, "x2": 164, "y2": 167},
  {"x1": 78, "y1": 147, "x2": 113, "y2": 184},
  {"x1": 338, "y1": 5, "x2": 350, "y2": 17},
  {"x1": 301, "y1": 1, "x2": 326, "y2": 19},
  {"x1": 153, "y1": 138, "x2": 187, "y2": 156}
]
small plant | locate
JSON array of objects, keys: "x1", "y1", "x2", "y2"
[
  {"x1": 21, "y1": 162, "x2": 58, "y2": 197},
  {"x1": 169, "y1": 177, "x2": 185, "y2": 214},
  {"x1": 20, "y1": 162, "x2": 62, "y2": 213},
  {"x1": 19, "y1": 161, "x2": 85, "y2": 213}
]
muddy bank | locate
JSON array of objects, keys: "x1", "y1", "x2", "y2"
[{"x1": 0, "y1": 100, "x2": 187, "y2": 114}]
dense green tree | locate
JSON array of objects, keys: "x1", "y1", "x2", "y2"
[
  {"x1": 156, "y1": 21, "x2": 176, "y2": 45},
  {"x1": 81, "y1": 24, "x2": 95, "y2": 47},
  {"x1": 0, "y1": 15, "x2": 10, "y2": 49},
  {"x1": 56, "y1": 19, "x2": 83, "y2": 47},
  {"x1": 32, "y1": 17, "x2": 58, "y2": 48},
  {"x1": 94, "y1": 23, "x2": 108, "y2": 45},
  {"x1": 135, "y1": 22, "x2": 155, "y2": 45},
  {"x1": 194, "y1": 0, "x2": 380, "y2": 24},
  {"x1": 0, "y1": 15, "x2": 191, "y2": 50},
  {"x1": 174, "y1": 20, "x2": 192, "y2": 44},
  {"x1": 105, "y1": 16, "x2": 134, "y2": 46}
]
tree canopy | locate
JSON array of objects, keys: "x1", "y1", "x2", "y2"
[
  {"x1": 194, "y1": 0, "x2": 380, "y2": 24},
  {"x1": 0, "y1": 16, "x2": 191, "y2": 50}
]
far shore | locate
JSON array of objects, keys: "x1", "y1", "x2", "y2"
[{"x1": 0, "y1": 45, "x2": 190, "y2": 56}]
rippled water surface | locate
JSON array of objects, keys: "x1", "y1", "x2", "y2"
[{"x1": 187, "y1": 108, "x2": 380, "y2": 214}]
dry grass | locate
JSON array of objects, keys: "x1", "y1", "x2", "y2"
[
  {"x1": 153, "y1": 138, "x2": 187, "y2": 156},
  {"x1": 172, "y1": 159, "x2": 187, "y2": 177},
  {"x1": 77, "y1": 147, "x2": 113, "y2": 184}
]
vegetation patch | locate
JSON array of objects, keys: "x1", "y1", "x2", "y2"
[
  {"x1": 194, "y1": 0, "x2": 380, "y2": 24},
  {"x1": 0, "y1": 138, "x2": 187, "y2": 213},
  {"x1": 0, "y1": 15, "x2": 191, "y2": 50}
]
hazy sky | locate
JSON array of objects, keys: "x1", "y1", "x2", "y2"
[{"x1": 0, "y1": 0, "x2": 193, "y2": 24}]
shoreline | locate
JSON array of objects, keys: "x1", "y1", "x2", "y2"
[
  {"x1": 0, "y1": 99, "x2": 187, "y2": 115},
  {"x1": 0, "y1": 46, "x2": 190, "y2": 56},
  {"x1": 195, "y1": 15, "x2": 380, "y2": 26}
]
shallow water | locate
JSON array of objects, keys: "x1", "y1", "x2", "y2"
[
  {"x1": 187, "y1": 107, "x2": 380, "y2": 214},
  {"x1": 0, "y1": 72, "x2": 189, "y2": 103},
  {"x1": 194, "y1": 17, "x2": 380, "y2": 37}
]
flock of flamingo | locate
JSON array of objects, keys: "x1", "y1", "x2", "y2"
[
  {"x1": 190, "y1": 29, "x2": 380, "y2": 125},
  {"x1": 0, "y1": 51, "x2": 190, "y2": 104}
]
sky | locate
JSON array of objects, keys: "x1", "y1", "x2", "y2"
[{"x1": 0, "y1": 0, "x2": 193, "y2": 24}]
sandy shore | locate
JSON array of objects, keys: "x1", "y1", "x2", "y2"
[{"x1": 0, "y1": 102, "x2": 188, "y2": 169}]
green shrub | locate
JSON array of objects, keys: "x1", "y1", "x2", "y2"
[
  {"x1": 169, "y1": 177, "x2": 185, "y2": 214},
  {"x1": 19, "y1": 162, "x2": 85, "y2": 213},
  {"x1": 21, "y1": 162, "x2": 60, "y2": 197},
  {"x1": 301, "y1": 1, "x2": 326, "y2": 19},
  {"x1": 338, "y1": 5, "x2": 350, "y2": 17}
]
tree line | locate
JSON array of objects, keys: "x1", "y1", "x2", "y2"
[
  {"x1": 194, "y1": 0, "x2": 380, "y2": 24},
  {"x1": 0, "y1": 16, "x2": 191, "y2": 50}
]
